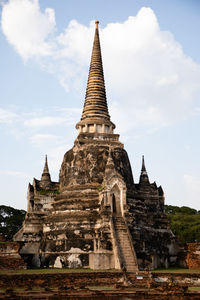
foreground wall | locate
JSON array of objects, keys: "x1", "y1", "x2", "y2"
[
  {"x1": 186, "y1": 243, "x2": 200, "y2": 269},
  {"x1": 0, "y1": 242, "x2": 26, "y2": 270}
]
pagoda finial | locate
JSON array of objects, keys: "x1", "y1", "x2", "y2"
[
  {"x1": 95, "y1": 20, "x2": 99, "y2": 28},
  {"x1": 41, "y1": 155, "x2": 51, "y2": 184},
  {"x1": 139, "y1": 155, "x2": 149, "y2": 184}
]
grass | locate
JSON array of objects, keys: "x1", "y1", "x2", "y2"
[
  {"x1": 0, "y1": 241, "x2": 16, "y2": 244},
  {"x1": 88, "y1": 285, "x2": 116, "y2": 290},
  {"x1": 188, "y1": 287, "x2": 200, "y2": 291},
  {"x1": 1, "y1": 267, "x2": 200, "y2": 275},
  {"x1": 0, "y1": 268, "x2": 121, "y2": 274},
  {"x1": 152, "y1": 268, "x2": 200, "y2": 273}
]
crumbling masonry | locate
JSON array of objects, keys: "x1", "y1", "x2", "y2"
[{"x1": 14, "y1": 21, "x2": 180, "y2": 270}]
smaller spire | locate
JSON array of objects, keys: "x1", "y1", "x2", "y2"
[
  {"x1": 105, "y1": 148, "x2": 115, "y2": 176},
  {"x1": 41, "y1": 155, "x2": 51, "y2": 185},
  {"x1": 139, "y1": 155, "x2": 149, "y2": 184},
  {"x1": 106, "y1": 148, "x2": 115, "y2": 167},
  {"x1": 43, "y1": 155, "x2": 49, "y2": 174},
  {"x1": 141, "y1": 155, "x2": 147, "y2": 173}
]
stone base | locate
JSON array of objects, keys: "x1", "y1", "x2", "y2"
[{"x1": 89, "y1": 253, "x2": 115, "y2": 269}]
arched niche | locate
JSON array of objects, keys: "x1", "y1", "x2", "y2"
[
  {"x1": 107, "y1": 178, "x2": 126, "y2": 217},
  {"x1": 111, "y1": 184, "x2": 121, "y2": 216}
]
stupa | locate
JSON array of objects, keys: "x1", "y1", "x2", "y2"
[{"x1": 14, "y1": 21, "x2": 179, "y2": 270}]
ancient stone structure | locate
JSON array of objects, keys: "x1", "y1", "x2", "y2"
[{"x1": 14, "y1": 21, "x2": 180, "y2": 270}]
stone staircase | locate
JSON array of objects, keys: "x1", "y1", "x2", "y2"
[{"x1": 113, "y1": 216, "x2": 138, "y2": 272}]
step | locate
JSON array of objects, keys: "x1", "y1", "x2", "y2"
[
  {"x1": 124, "y1": 261, "x2": 136, "y2": 265},
  {"x1": 122, "y1": 253, "x2": 134, "y2": 256},
  {"x1": 117, "y1": 236, "x2": 129, "y2": 239},
  {"x1": 114, "y1": 222, "x2": 125, "y2": 224},
  {"x1": 113, "y1": 218, "x2": 138, "y2": 272},
  {"x1": 123, "y1": 258, "x2": 136, "y2": 262}
]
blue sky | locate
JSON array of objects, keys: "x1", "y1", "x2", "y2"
[{"x1": 0, "y1": 0, "x2": 200, "y2": 210}]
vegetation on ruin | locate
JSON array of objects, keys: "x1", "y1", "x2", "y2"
[
  {"x1": 189, "y1": 287, "x2": 200, "y2": 291},
  {"x1": 97, "y1": 185, "x2": 105, "y2": 191},
  {"x1": 165, "y1": 205, "x2": 200, "y2": 244},
  {"x1": 1, "y1": 267, "x2": 200, "y2": 275},
  {"x1": 39, "y1": 189, "x2": 60, "y2": 195},
  {"x1": 152, "y1": 268, "x2": 200, "y2": 273},
  {"x1": 0, "y1": 268, "x2": 120, "y2": 274}
]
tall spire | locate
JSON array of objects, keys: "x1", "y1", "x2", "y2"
[
  {"x1": 81, "y1": 20, "x2": 110, "y2": 121},
  {"x1": 76, "y1": 21, "x2": 116, "y2": 138},
  {"x1": 41, "y1": 155, "x2": 51, "y2": 185},
  {"x1": 139, "y1": 155, "x2": 150, "y2": 184}
]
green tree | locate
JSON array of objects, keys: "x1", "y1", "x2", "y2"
[
  {"x1": 0, "y1": 205, "x2": 26, "y2": 241},
  {"x1": 165, "y1": 205, "x2": 200, "y2": 244}
]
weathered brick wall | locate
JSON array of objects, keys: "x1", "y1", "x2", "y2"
[
  {"x1": 0, "y1": 242, "x2": 20, "y2": 255},
  {"x1": 1, "y1": 271, "x2": 200, "y2": 290},
  {"x1": 0, "y1": 242, "x2": 26, "y2": 270},
  {"x1": 152, "y1": 272, "x2": 200, "y2": 287},
  {"x1": 0, "y1": 272, "x2": 200, "y2": 299},
  {"x1": 186, "y1": 243, "x2": 200, "y2": 269},
  {"x1": 0, "y1": 272, "x2": 123, "y2": 289}
]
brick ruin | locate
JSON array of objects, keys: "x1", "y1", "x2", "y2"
[
  {"x1": 186, "y1": 243, "x2": 200, "y2": 269},
  {"x1": 14, "y1": 21, "x2": 181, "y2": 271},
  {"x1": 1, "y1": 271, "x2": 200, "y2": 299},
  {"x1": 0, "y1": 242, "x2": 26, "y2": 270}
]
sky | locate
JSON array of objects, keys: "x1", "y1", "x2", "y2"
[{"x1": 0, "y1": 0, "x2": 200, "y2": 211}]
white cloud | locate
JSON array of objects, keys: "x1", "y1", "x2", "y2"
[
  {"x1": 101, "y1": 10, "x2": 200, "y2": 132},
  {"x1": 0, "y1": 170, "x2": 28, "y2": 178},
  {"x1": 24, "y1": 116, "x2": 65, "y2": 127},
  {"x1": 29, "y1": 133, "x2": 62, "y2": 148},
  {"x1": 56, "y1": 20, "x2": 93, "y2": 63},
  {"x1": 1, "y1": 3, "x2": 200, "y2": 132},
  {"x1": 0, "y1": 105, "x2": 78, "y2": 177},
  {"x1": 1, "y1": 0, "x2": 56, "y2": 60},
  {"x1": 0, "y1": 108, "x2": 18, "y2": 124},
  {"x1": 24, "y1": 107, "x2": 81, "y2": 127},
  {"x1": 0, "y1": 105, "x2": 80, "y2": 130}
]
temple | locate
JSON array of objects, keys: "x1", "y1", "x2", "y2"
[{"x1": 14, "y1": 21, "x2": 180, "y2": 270}]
